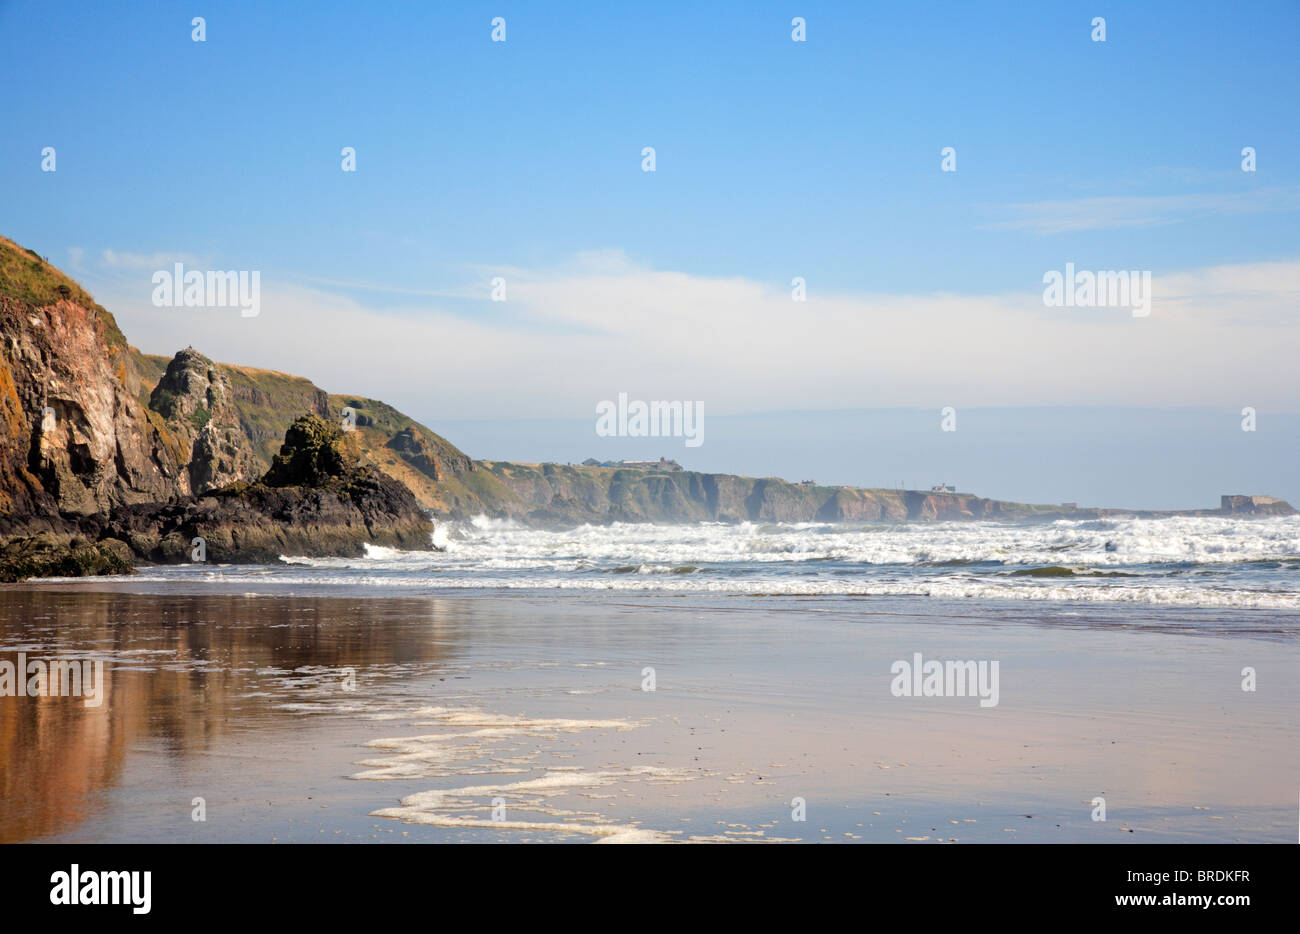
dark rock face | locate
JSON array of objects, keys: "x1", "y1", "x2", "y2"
[
  {"x1": 0, "y1": 532, "x2": 133, "y2": 583},
  {"x1": 99, "y1": 415, "x2": 433, "y2": 564},
  {"x1": 190, "y1": 421, "x2": 258, "y2": 493},
  {"x1": 1, "y1": 413, "x2": 432, "y2": 578},
  {"x1": 265, "y1": 414, "x2": 362, "y2": 487},
  {"x1": 101, "y1": 476, "x2": 431, "y2": 564},
  {"x1": 150, "y1": 348, "x2": 261, "y2": 494}
]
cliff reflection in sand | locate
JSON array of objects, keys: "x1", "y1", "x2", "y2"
[{"x1": 0, "y1": 590, "x2": 462, "y2": 842}]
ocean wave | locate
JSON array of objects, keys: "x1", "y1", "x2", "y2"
[
  {"x1": 58, "y1": 515, "x2": 1300, "y2": 610},
  {"x1": 416, "y1": 515, "x2": 1300, "y2": 569},
  {"x1": 119, "y1": 567, "x2": 1300, "y2": 609}
]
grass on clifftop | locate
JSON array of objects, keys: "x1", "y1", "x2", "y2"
[{"x1": 0, "y1": 235, "x2": 127, "y2": 351}]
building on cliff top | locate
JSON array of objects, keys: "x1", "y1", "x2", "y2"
[{"x1": 584, "y1": 457, "x2": 683, "y2": 472}]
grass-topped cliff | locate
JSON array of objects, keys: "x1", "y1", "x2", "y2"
[
  {"x1": 1, "y1": 236, "x2": 171, "y2": 521},
  {"x1": 438, "y1": 461, "x2": 1081, "y2": 526},
  {"x1": 0, "y1": 236, "x2": 129, "y2": 354},
  {"x1": 0, "y1": 237, "x2": 103, "y2": 317},
  {"x1": 0, "y1": 235, "x2": 443, "y2": 579}
]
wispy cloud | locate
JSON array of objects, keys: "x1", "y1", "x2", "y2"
[
  {"x1": 88, "y1": 253, "x2": 1300, "y2": 418},
  {"x1": 100, "y1": 248, "x2": 205, "y2": 270},
  {"x1": 982, "y1": 187, "x2": 1300, "y2": 235},
  {"x1": 289, "y1": 274, "x2": 471, "y2": 300}
]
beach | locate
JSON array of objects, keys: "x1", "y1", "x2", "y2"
[{"x1": 3, "y1": 532, "x2": 1297, "y2": 843}]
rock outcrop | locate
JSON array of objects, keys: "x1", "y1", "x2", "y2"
[
  {"x1": 0, "y1": 532, "x2": 133, "y2": 584},
  {"x1": 386, "y1": 426, "x2": 459, "y2": 481},
  {"x1": 149, "y1": 347, "x2": 261, "y2": 494},
  {"x1": 98, "y1": 415, "x2": 433, "y2": 564}
]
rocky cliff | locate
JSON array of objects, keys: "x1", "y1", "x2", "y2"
[
  {"x1": 147, "y1": 348, "x2": 261, "y2": 494},
  {"x1": 0, "y1": 236, "x2": 434, "y2": 579},
  {"x1": 435, "y1": 463, "x2": 1078, "y2": 527},
  {"x1": 0, "y1": 242, "x2": 181, "y2": 525},
  {"x1": 445, "y1": 466, "x2": 1297, "y2": 528}
]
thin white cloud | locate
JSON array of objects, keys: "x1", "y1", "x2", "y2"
[
  {"x1": 290, "y1": 274, "x2": 471, "y2": 299},
  {"x1": 89, "y1": 255, "x2": 1300, "y2": 419},
  {"x1": 100, "y1": 249, "x2": 204, "y2": 270},
  {"x1": 983, "y1": 187, "x2": 1300, "y2": 235}
]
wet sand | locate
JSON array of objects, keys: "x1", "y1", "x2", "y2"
[{"x1": 1, "y1": 586, "x2": 1295, "y2": 843}]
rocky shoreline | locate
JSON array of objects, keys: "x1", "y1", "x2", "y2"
[{"x1": 0, "y1": 415, "x2": 432, "y2": 582}]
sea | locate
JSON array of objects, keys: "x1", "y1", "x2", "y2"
[
  {"x1": 131, "y1": 513, "x2": 1300, "y2": 619},
  {"x1": 2, "y1": 514, "x2": 1297, "y2": 843}
]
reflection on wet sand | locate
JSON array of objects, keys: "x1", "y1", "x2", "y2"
[
  {"x1": 3, "y1": 587, "x2": 1297, "y2": 843},
  {"x1": 0, "y1": 590, "x2": 464, "y2": 842}
]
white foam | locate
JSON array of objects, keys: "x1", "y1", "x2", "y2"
[
  {"x1": 280, "y1": 514, "x2": 1300, "y2": 572},
  {"x1": 371, "y1": 768, "x2": 687, "y2": 842},
  {"x1": 105, "y1": 515, "x2": 1300, "y2": 609},
  {"x1": 358, "y1": 700, "x2": 690, "y2": 842}
]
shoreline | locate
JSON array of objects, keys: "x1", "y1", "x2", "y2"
[{"x1": 2, "y1": 588, "x2": 1294, "y2": 844}]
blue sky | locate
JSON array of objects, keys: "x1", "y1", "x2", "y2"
[
  {"x1": 5, "y1": 0, "x2": 1297, "y2": 293},
  {"x1": 2, "y1": 1, "x2": 1297, "y2": 505}
]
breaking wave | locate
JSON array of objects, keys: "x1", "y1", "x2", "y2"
[{"x1": 112, "y1": 515, "x2": 1300, "y2": 610}]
